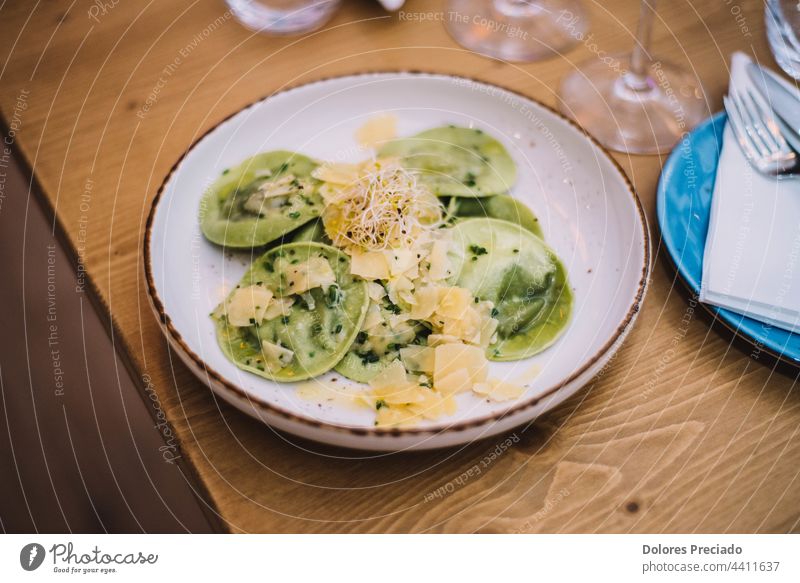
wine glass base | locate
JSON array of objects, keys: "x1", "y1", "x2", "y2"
[
  {"x1": 445, "y1": 0, "x2": 589, "y2": 62},
  {"x1": 226, "y1": 0, "x2": 340, "y2": 35},
  {"x1": 558, "y1": 55, "x2": 707, "y2": 154}
]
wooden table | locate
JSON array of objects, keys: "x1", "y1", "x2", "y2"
[{"x1": 2, "y1": 0, "x2": 798, "y2": 533}]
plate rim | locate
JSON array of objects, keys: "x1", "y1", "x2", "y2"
[
  {"x1": 657, "y1": 111, "x2": 800, "y2": 366},
  {"x1": 143, "y1": 71, "x2": 652, "y2": 439}
]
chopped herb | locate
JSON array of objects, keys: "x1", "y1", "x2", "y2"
[
  {"x1": 375, "y1": 399, "x2": 387, "y2": 410},
  {"x1": 512, "y1": 249, "x2": 519, "y2": 254},
  {"x1": 308, "y1": 351, "x2": 316, "y2": 358},
  {"x1": 474, "y1": 297, "x2": 480, "y2": 303},
  {"x1": 464, "y1": 172, "x2": 477, "y2": 187},
  {"x1": 326, "y1": 284, "x2": 342, "y2": 307},
  {"x1": 469, "y1": 244, "x2": 488, "y2": 256},
  {"x1": 311, "y1": 323, "x2": 323, "y2": 334},
  {"x1": 276, "y1": 162, "x2": 289, "y2": 174},
  {"x1": 222, "y1": 168, "x2": 230, "y2": 175},
  {"x1": 360, "y1": 351, "x2": 380, "y2": 364},
  {"x1": 288, "y1": 211, "x2": 301, "y2": 219},
  {"x1": 356, "y1": 331, "x2": 368, "y2": 344},
  {"x1": 332, "y1": 323, "x2": 343, "y2": 334},
  {"x1": 280, "y1": 316, "x2": 290, "y2": 325},
  {"x1": 490, "y1": 307, "x2": 499, "y2": 318}
]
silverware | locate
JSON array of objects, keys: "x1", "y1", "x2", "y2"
[
  {"x1": 723, "y1": 83, "x2": 800, "y2": 177},
  {"x1": 746, "y1": 62, "x2": 800, "y2": 149}
]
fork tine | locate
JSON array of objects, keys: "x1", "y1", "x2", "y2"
[
  {"x1": 743, "y1": 85, "x2": 791, "y2": 154},
  {"x1": 723, "y1": 95, "x2": 759, "y2": 163},
  {"x1": 730, "y1": 90, "x2": 771, "y2": 157},
  {"x1": 739, "y1": 88, "x2": 786, "y2": 154}
]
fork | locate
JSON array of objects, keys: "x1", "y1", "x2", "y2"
[{"x1": 723, "y1": 84, "x2": 800, "y2": 178}]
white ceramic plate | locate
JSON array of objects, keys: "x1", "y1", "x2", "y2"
[{"x1": 145, "y1": 73, "x2": 650, "y2": 451}]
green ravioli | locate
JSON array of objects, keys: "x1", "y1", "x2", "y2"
[
  {"x1": 447, "y1": 194, "x2": 543, "y2": 239},
  {"x1": 378, "y1": 126, "x2": 516, "y2": 197},
  {"x1": 213, "y1": 243, "x2": 369, "y2": 382},
  {"x1": 200, "y1": 151, "x2": 323, "y2": 248},
  {"x1": 451, "y1": 218, "x2": 572, "y2": 361}
]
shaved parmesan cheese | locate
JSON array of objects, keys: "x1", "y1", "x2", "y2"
[
  {"x1": 262, "y1": 296, "x2": 294, "y2": 321},
  {"x1": 369, "y1": 359, "x2": 408, "y2": 389},
  {"x1": 284, "y1": 256, "x2": 336, "y2": 294},
  {"x1": 312, "y1": 162, "x2": 360, "y2": 185},
  {"x1": 409, "y1": 286, "x2": 439, "y2": 319},
  {"x1": 474, "y1": 378, "x2": 526, "y2": 401},
  {"x1": 261, "y1": 340, "x2": 294, "y2": 369},
  {"x1": 435, "y1": 368, "x2": 472, "y2": 396},
  {"x1": 356, "y1": 114, "x2": 397, "y2": 148},
  {"x1": 407, "y1": 391, "x2": 457, "y2": 420},
  {"x1": 426, "y1": 334, "x2": 461, "y2": 346},
  {"x1": 427, "y1": 238, "x2": 452, "y2": 281},
  {"x1": 362, "y1": 302, "x2": 384, "y2": 331},
  {"x1": 367, "y1": 282, "x2": 387, "y2": 302},
  {"x1": 350, "y1": 250, "x2": 390, "y2": 280},
  {"x1": 433, "y1": 343, "x2": 488, "y2": 387},
  {"x1": 387, "y1": 248, "x2": 418, "y2": 277},
  {"x1": 436, "y1": 287, "x2": 473, "y2": 319},
  {"x1": 375, "y1": 384, "x2": 429, "y2": 406},
  {"x1": 375, "y1": 406, "x2": 418, "y2": 427},
  {"x1": 243, "y1": 174, "x2": 307, "y2": 214},
  {"x1": 386, "y1": 274, "x2": 414, "y2": 306},
  {"x1": 225, "y1": 285, "x2": 273, "y2": 327},
  {"x1": 399, "y1": 345, "x2": 435, "y2": 374}
]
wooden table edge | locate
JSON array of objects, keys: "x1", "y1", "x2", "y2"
[{"x1": 0, "y1": 112, "x2": 231, "y2": 534}]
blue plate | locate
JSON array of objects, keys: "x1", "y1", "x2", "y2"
[{"x1": 657, "y1": 112, "x2": 800, "y2": 365}]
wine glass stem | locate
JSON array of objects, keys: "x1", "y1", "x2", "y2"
[{"x1": 626, "y1": 0, "x2": 657, "y2": 91}]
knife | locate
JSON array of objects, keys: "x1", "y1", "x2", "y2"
[{"x1": 746, "y1": 62, "x2": 800, "y2": 152}]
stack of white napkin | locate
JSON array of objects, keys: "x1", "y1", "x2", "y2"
[{"x1": 700, "y1": 52, "x2": 800, "y2": 332}]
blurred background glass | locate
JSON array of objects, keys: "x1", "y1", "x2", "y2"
[
  {"x1": 445, "y1": 0, "x2": 588, "y2": 62},
  {"x1": 225, "y1": 0, "x2": 341, "y2": 35},
  {"x1": 766, "y1": 0, "x2": 800, "y2": 80},
  {"x1": 558, "y1": 0, "x2": 706, "y2": 154}
]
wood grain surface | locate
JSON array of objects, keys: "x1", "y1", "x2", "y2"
[{"x1": 1, "y1": 0, "x2": 798, "y2": 533}]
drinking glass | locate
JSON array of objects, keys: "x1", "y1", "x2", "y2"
[
  {"x1": 558, "y1": 0, "x2": 706, "y2": 154},
  {"x1": 445, "y1": 0, "x2": 589, "y2": 62},
  {"x1": 225, "y1": 0, "x2": 341, "y2": 35}
]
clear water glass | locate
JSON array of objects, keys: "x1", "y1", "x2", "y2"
[
  {"x1": 766, "y1": 0, "x2": 800, "y2": 80},
  {"x1": 225, "y1": 0, "x2": 341, "y2": 35},
  {"x1": 445, "y1": 0, "x2": 589, "y2": 62}
]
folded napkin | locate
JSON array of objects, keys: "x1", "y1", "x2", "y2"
[{"x1": 700, "y1": 52, "x2": 800, "y2": 333}]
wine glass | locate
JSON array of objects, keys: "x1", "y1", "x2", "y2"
[
  {"x1": 558, "y1": 0, "x2": 706, "y2": 154},
  {"x1": 225, "y1": 0, "x2": 340, "y2": 35},
  {"x1": 445, "y1": 0, "x2": 589, "y2": 62}
]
